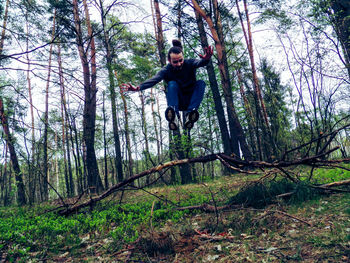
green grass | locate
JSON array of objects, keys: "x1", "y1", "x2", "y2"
[{"x1": 0, "y1": 166, "x2": 349, "y2": 262}]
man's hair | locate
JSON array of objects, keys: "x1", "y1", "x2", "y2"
[{"x1": 168, "y1": 39, "x2": 183, "y2": 60}]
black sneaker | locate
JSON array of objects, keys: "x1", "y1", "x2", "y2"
[
  {"x1": 169, "y1": 118, "x2": 179, "y2": 130},
  {"x1": 165, "y1": 106, "x2": 178, "y2": 130},
  {"x1": 165, "y1": 106, "x2": 175, "y2": 122},
  {"x1": 184, "y1": 109, "x2": 199, "y2": 129}
]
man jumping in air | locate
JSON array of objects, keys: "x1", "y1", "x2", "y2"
[{"x1": 120, "y1": 39, "x2": 213, "y2": 131}]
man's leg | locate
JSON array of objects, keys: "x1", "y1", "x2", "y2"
[
  {"x1": 187, "y1": 80, "x2": 205, "y2": 111},
  {"x1": 165, "y1": 81, "x2": 180, "y2": 130},
  {"x1": 184, "y1": 80, "x2": 205, "y2": 129}
]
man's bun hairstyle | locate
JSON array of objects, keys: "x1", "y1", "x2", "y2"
[
  {"x1": 168, "y1": 39, "x2": 183, "y2": 60},
  {"x1": 172, "y1": 39, "x2": 182, "y2": 49}
]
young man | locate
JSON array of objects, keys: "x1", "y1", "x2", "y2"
[{"x1": 120, "y1": 39, "x2": 213, "y2": 130}]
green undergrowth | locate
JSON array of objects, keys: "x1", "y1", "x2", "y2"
[{"x1": 0, "y1": 166, "x2": 349, "y2": 262}]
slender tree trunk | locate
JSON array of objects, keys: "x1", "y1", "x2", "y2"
[
  {"x1": 238, "y1": 0, "x2": 270, "y2": 127},
  {"x1": 73, "y1": 0, "x2": 101, "y2": 193},
  {"x1": 84, "y1": 0, "x2": 103, "y2": 191},
  {"x1": 139, "y1": 92, "x2": 153, "y2": 184},
  {"x1": 98, "y1": 0, "x2": 124, "y2": 183},
  {"x1": 0, "y1": 98, "x2": 26, "y2": 205},
  {"x1": 0, "y1": 0, "x2": 12, "y2": 205},
  {"x1": 60, "y1": 93, "x2": 70, "y2": 197},
  {"x1": 54, "y1": 133, "x2": 60, "y2": 198},
  {"x1": 156, "y1": 96, "x2": 164, "y2": 156},
  {"x1": 195, "y1": 9, "x2": 232, "y2": 156},
  {"x1": 177, "y1": 0, "x2": 182, "y2": 40},
  {"x1": 236, "y1": 69, "x2": 258, "y2": 158},
  {"x1": 236, "y1": 0, "x2": 275, "y2": 160},
  {"x1": 329, "y1": 0, "x2": 350, "y2": 79},
  {"x1": 150, "y1": 89, "x2": 161, "y2": 162},
  {"x1": 118, "y1": 84, "x2": 133, "y2": 179},
  {"x1": 57, "y1": 41, "x2": 75, "y2": 197},
  {"x1": 25, "y1": 13, "x2": 36, "y2": 204},
  {"x1": 72, "y1": 118, "x2": 84, "y2": 193},
  {"x1": 0, "y1": 0, "x2": 9, "y2": 54},
  {"x1": 65, "y1": 110, "x2": 74, "y2": 196},
  {"x1": 1, "y1": 145, "x2": 9, "y2": 205},
  {"x1": 41, "y1": 9, "x2": 57, "y2": 200},
  {"x1": 153, "y1": 0, "x2": 166, "y2": 66},
  {"x1": 102, "y1": 91, "x2": 109, "y2": 188},
  {"x1": 192, "y1": 0, "x2": 252, "y2": 160},
  {"x1": 152, "y1": 0, "x2": 178, "y2": 182}
]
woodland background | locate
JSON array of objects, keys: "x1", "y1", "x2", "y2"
[{"x1": 0, "y1": 0, "x2": 349, "y2": 206}]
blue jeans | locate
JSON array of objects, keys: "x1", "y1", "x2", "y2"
[{"x1": 166, "y1": 80, "x2": 205, "y2": 113}]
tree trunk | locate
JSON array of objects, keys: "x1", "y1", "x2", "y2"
[
  {"x1": 150, "y1": 88, "x2": 161, "y2": 162},
  {"x1": 239, "y1": 0, "x2": 270, "y2": 128},
  {"x1": 60, "y1": 92, "x2": 70, "y2": 197},
  {"x1": 152, "y1": 0, "x2": 178, "y2": 182},
  {"x1": 0, "y1": 0, "x2": 9, "y2": 54},
  {"x1": 25, "y1": 11, "x2": 36, "y2": 204},
  {"x1": 153, "y1": 0, "x2": 167, "y2": 66},
  {"x1": 72, "y1": 117, "x2": 84, "y2": 193},
  {"x1": 118, "y1": 82, "x2": 133, "y2": 179},
  {"x1": 236, "y1": 0, "x2": 275, "y2": 160},
  {"x1": 139, "y1": 92, "x2": 153, "y2": 185},
  {"x1": 236, "y1": 68, "x2": 259, "y2": 158},
  {"x1": 102, "y1": 91, "x2": 109, "y2": 188},
  {"x1": 98, "y1": 0, "x2": 124, "y2": 183},
  {"x1": 195, "y1": 9, "x2": 232, "y2": 156},
  {"x1": 64, "y1": 107, "x2": 74, "y2": 196},
  {"x1": 73, "y1": 0, "x2": 101, "y2": 193},
  {"x1": 1, "y1": 145, "x2": 9, "y2": 205},
  {"x1": 329, "y1": 0, "x2": 350, "y2": 79},
  {"x1": 0, "y1": 98, "x2": 26, "y2": 205},
  {"x1": 177, "y1": 0, "x2": 182, "y2": 40},
  {"x1": 57, "y1": 40, "x2": 75, "y2": 197},
  {"x1": 191, "y1": 0, "x2": 252, "y2": 160}
]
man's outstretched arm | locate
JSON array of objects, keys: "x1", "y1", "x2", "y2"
[
  {"x1": 120, "y1": 83, "x2": 140, "y2": 92},
  {"x1": 120, "y1": 69, "x2": 166, "y2": 92}
]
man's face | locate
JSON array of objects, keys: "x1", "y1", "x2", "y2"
[{"x1": 169, "y1": 52, "x2": 184, "y2": 70}]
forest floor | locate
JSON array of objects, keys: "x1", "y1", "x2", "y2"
[{"x1": 1, "y1": 170, "x2": 350, "y2": 262}]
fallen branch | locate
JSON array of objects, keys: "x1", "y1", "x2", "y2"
[
  {"x1": 57, "y1": 151, "x2": 350, "y2": 216},
  {"x1": 321, "y1": 178, "x2": 350, "y2": 188},
  {"x1": 58, "y1": 154, "x2": 218, "y2": 215}
]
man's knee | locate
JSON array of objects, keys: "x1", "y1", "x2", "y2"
[{"x1": 168, "y1": 81, "x2": 179, "y2": 89}]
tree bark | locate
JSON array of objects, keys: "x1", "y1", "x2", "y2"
[
  {"x1": 98, "y1": 0, "x2": 124, "y2": 183},
  {"x1": 191, "y1": 0, "x2": 252, "y2": 160},
  {"x1": 0, "y1": 98, "x2": 26, "y2": 205},
  {"x1": 102, "y1": 91, "x2": 109, "y2": 189},
  {"x1": 236, "y1": 0, "x2": 275, "y2": 159},
  {"x1": 153, "y1": 0, "x2": 166, "y2": 66},
  {"x1": 329, "y1": 0, "x2": 350, "y2": 79},
  {"x1": 121, "y1": 87, "x2": 133, "y2": 179},
  {"x1": 73, "y1": 0, "x2": 101, "y2": 193},
  {"x1": 150, "y1": 89, "x2": 161, "y2": 162},
  {"x1": 194, "y1": 9, "x2": 232, "y2": 156},
  {"x1": 25, "y1": 8, "x2": 36, "y2": 203},
  {"x1": 152, "y1": 0, "x2": 178, "y2": 182}
]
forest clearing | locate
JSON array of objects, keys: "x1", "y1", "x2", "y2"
[
  {"x1": 0, "y1": 167, "x2": 350, "y2": 262},
  {"x1": 0, "y1": 0, "x2": 349, "y2": 262}
]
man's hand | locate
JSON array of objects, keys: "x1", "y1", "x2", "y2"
[
  {"x1": 120, "y1": 83, "x2": 140, "y2": 92},
  {"x1": 199, "y1": 46, "x2": 213, "y2": 60}
]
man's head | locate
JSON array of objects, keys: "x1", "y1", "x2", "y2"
[{"x1": 168, "y1": 39, "x2": 184, "y2": 70}]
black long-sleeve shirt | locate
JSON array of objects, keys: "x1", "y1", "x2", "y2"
[{"x1": 139, "y1": 58, "x2": 210, "y2": 93}]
